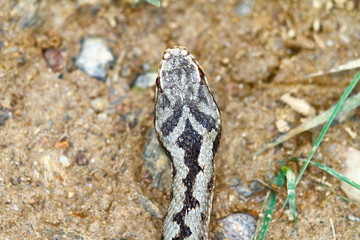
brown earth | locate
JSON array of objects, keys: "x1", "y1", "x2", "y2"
[{"x1": 0, "y1": 0, "x2": 359, "y2": 239}]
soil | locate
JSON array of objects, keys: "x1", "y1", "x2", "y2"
[{"x1": 0, "y1": 0, "x2": 359, "y2": 239}]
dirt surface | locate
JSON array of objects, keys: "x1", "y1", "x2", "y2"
[{"x1": 1, "y1": 0, "x2": 360, "y2": 239}]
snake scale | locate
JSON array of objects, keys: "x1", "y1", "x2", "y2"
[{"x1": 154, "y1": 46, "x2": 222, "y2": 240}]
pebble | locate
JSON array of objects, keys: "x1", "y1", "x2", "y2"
[
  {"x1": 214, "y1": 213, "x2": 257, "y2": 240},
  {"x1": 312, "y1": 19, "x2": 321, "y2": 33},
  {"x1": 231, "y1": 179, "x2": 265, "y2": 199},
  {"x1": 287, "y1": 29, "x2": 296, "y2": 39},
  {"x1": 325, "y1": 1, "x2": 334, "y2": 11},
  {"x1": 74, "y1": 37, "x2": 115, "y2": 82},
  {"x1": 54, "y1": 140, "x2": 70, "y2": 150},
  {"x1": 340, "y1": 147, "x2": 360, "y2": 203},
  {"x1": 131, "y1": 72, "x2": 157, "y2": 89},
  {"x1": 43, "y1": 48, "x2": 64, "y2": 72},
  {"x1": 59, "y1": 155, "x2": 71, "y2": 168},
  {"x1": 275, "y1": 119, "x2": 290, "y2": 132},
  {"x1": 0, "y1": 104, "x2": 12, "y2": 126},
  {"x1": 343, "y1": 127, "x2": 357, "y2": 139},
  {"x1": 90, "y1": 96, "x2": 108, "y2": 113},
  {"x1": 235, "y1": 0, "x2": 255, "y2": 17},
  {"x1": 347, "y1": 214, "x2": 360, "y2": 222},
  {"x1": 280, "y1": 94, "x2": 316, "y2": 117},
  {"x1": 142, "y1": 128, "x2": 171, "y2": 190},
  {"x1": 326, "y1": 40, "x2": 334, "y2": 47},
  {"x1": 76, "y1": 150, "x2": 89, "y2": 166},
  {"x1": 285, "y1": 36, "x2": 315, "y2": 51}
]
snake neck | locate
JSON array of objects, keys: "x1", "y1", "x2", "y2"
[{"x1": 161, "y1": 119, "x2": 217, "y2": 240}]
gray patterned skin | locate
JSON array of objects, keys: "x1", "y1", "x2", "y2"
[{"x1": 154, "y1": 46, "x2": 221, "y2": 240}]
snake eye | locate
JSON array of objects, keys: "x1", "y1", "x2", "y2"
[
  {"x1": 198, "y1": 67, "x2": 206, "y2": 85},
  {"x1": 156, "y1": 76, "x2": 163, "y2": 92},
  {"x1": 198, "y1": 67, "x2": 205, "y2": 78}
]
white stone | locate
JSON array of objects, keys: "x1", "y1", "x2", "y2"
[
  {"x1": 59, "y1": 155, "x2": 71, "y2": 168},
  {"x1": 340, "y1": 148, "x2": 360, "y2": 203},
  {"x1": 280, "y1": 93, "x2": 316, "y2": 117},
  {"x1": 75, "y1": 37, "x2": 114, "y2": 81},
  {"x1": 275, "y1": 119, "x2": 290, "y2": 132},
  {"x1": 90, "y1": 96, "x2": 108, "y2": 112}
]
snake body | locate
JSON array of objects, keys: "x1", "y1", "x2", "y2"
[{"x1": 154, "y1": 46, "x2": 221, "y2": 240}]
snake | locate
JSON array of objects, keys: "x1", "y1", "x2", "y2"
[{"x1": 154, "y1": 46, "x2": 222, "y2": 240}]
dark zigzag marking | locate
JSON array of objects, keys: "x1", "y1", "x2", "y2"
[
  {"x1": 172, "y1": 119, "x2": 203, "y2": 240},
  {"x1": 189, "y1": 106, "x2": 216, "y2": 132},
  {"x1": 161, "y1": 102, "x2": 183, "y2": 137}
]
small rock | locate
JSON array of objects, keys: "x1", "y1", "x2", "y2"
[
  {"x1": 235, "y1": 0, "x2": 255, "y2": 17},
  {"x1": 143, "y1": 128, "x2": 171, "y2": 190},
  {"x1": 284, "y1": 36, "x2": 315, "y2": 51},
  {"x1": 138, "y1": 194, "x2": 163, "y2": 219},
  {"x1": 0, "y1": 104, "x2": 12, "y2": 126},
  {"x1": 343, "y1": 127, "x2": 357, "y2": 139},
  {"x1": 347, "y1": 214, "x2": 360, "y2": 222},
  {"x1": 75, "y1": 150, "x2": 89, "y2": 166},
  {"x1": 275, "y1": 119, "x2": 290, "y2": 132},
  {"x1": 231, "y1": 179, "x2": 265, "y2": 199},
  {"x1": 43, "y1": 48, "x2": 64, "y2": 72},
  {"x1": 59, "y1": 155, "x2": 71, "y2": 168},
  {"x1": 222, "y1": 58, "x2": 230, "y2": 65},
  {"x1": 287, "y1": 29, "x2": 296, "y2": 39},
  {"x1": 280, "y1": 94, "x2": 316, "y2": 117},
  {"x1": 340, "y1": 148, "x2": 360, "y2": 203},
  {"x1": 90, "y1": 96, "x2": 108, "y2": 112},
  {"x1": 215, "y1": 213, "x2": 257, "y2": 240},
  {"x1": 326, "y1": 39, "x2": 334, "y2": 47},
  {"x1": 55, "y1": 140, "x2": 70, "y2": 150},
  {"x1": 312, "y1": 19, "x2": 321, "y2": 33},
  {"x1": 131, "y1": 72, "x2": 157, "y2": 89},
  {"x1": 325, "y1": 1, "x2": 334, "y2": 11},
  {"x1": 74, "y1": 37, "x2": 115, "y2": 82}
]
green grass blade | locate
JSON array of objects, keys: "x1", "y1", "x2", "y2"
[
  {"x1": 295, "y1": 71, "x2": 360, "y2": 186},
  {"x1": 255, "y1": 171, "x2": 285, "y2": 240},
  {"x1": 257, "y1": 190, "x2": 276, "y2": 240},
  {"x1": 282, "y1": 71, "x2": 359, "y2": 210},
  {"x1": 293, "y1": 158, "x2": 360, "y2": 190},
  {"x1": 281, "y1": 166, "x2": 297, "y2": 221},
  {"x1": 138, "y1": 0, "x2": 160, "y2": 6},
  {"x1": 251, "y1": 191, "x2": 270, "y2": 240}
]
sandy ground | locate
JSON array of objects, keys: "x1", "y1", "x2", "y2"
[{"x1": 0, "y1": 0, "x2": 359, "y2": 239}]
